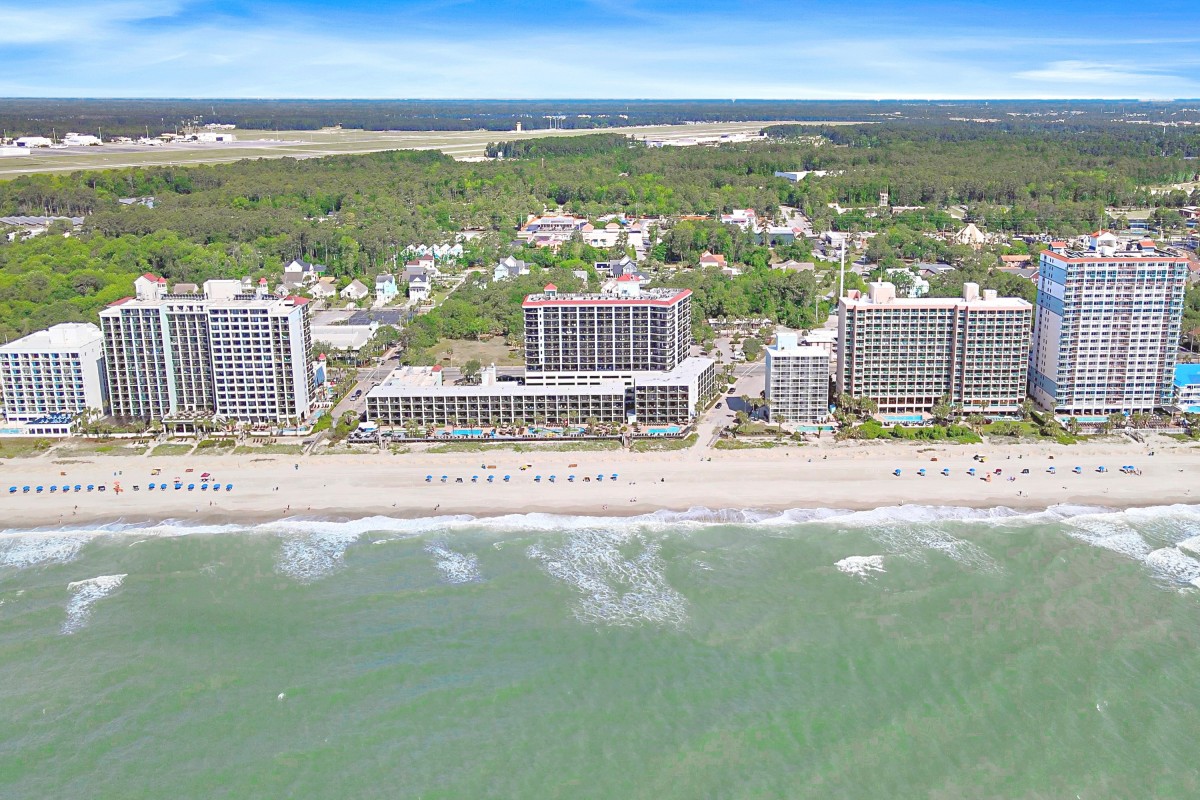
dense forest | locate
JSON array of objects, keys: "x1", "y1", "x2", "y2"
[{"x1": 1, "y1": 117, "x2": 1197, "y2": 342}]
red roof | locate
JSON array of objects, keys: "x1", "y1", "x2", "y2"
[
  {"x1": 544, "y1": 283, "x2": 557, "y2": 291},
  {"x1": 140, "y1": 273, "x2": 167, "y2": 284},
  {"x1": 431, "y1": 364, "x2": 443, "y2": 372},
  {"x1": 524, "y1": 289, "x2": 692, "y2": 308},
  {"x1": 617, "y1": 274, "x2": 640, "y2": 282},
  {"x1": 318, "y1": 352, "x2": 327, "y2": 360},
  {"x1": 107, "y1": 296, "x2": 133, "y2": 307},
  {"x1": 285, "y1": 295, "x2": 310, "y2": 306}
]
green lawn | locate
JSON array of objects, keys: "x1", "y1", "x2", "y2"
[
  {"x1": 630, "y1": 434, "x2": 698, "y2": 453},
  {"x1": 713, "y1": 438, "x2": 784, "y2": 450},
  {"x1": 150, "y1": 443, "x2": 195, "y2": 456},
  {"x1": 427, "y1": 338, "x2": 523, "y2": 367},
  {"x1": 55, "y1": 440, "x2": 150, "y2": 457},
  {"x1": 0, "y1": 438, "x2": 54, "y2": 458},
  {"x1": 233, "y1": 444, "x2": 305, "y2": 455}
]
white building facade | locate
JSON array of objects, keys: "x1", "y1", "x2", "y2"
[
  {"x1": 0, "y1": 323, "x2": 107, "y2": 422},
  {"x1": 1031, "y1": 240, "x2": 1188, "y2": 414},
  {"x1": 765, "y1": 332, "x2": 830, "y2": 423},
  {"x1": 100, "y1": 276, "x2": 315, "y2": 423}
]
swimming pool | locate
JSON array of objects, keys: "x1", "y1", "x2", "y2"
[
  {"x1": 451, "y1": 428, "x2": 484, "y2": 436},
  {"x1": 796, "y1": 425, "x2": 836, "y2": 433},
  {"x1": 882, "y1": 414, "x2": 924, "y2": 424},
  {"x1": 1057, "y1": 415, "x2": 1112, "y2": 425},
  {"x1": 647, "y1": 425, "x2": 682, "y2": 435}
]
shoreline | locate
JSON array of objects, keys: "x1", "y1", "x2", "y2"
[{"x1": 2, "y1": 437, "x2": 1196, "y2": 531}]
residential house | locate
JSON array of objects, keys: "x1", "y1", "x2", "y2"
[
  {"x1": 698, "y1": 252, "x2": 727, "y2": 270},
  {"x1": 775, "y1": 260, "x2": 816, "y2": 272},
  {"x1": 409, "y1": 273, "x2": 432, "y2": 303},
  {"x1": 493, "y1": 256, "x2": 530, "y2": 281},
  {"x1": 955, "y1": 223, "x2": 987, "y2": 249},
  {"x1": 595, "y1": 255, "x2": 637, "y2": 277},
  {"x1": 341, "y1": 279, "x2": 369, "y2": 301},
  {"x1": 283, "y1": 258, "x2": 326, "y2": 286},
  {"x1": 719, "y1": 209, "x2": 757, "y2": 230},
  {"x1": 310, "y1": 277, "x2": 338, "y2": 299},
  {"x1": 375, "y1": 274, "x2": 399, "y2": 303}
]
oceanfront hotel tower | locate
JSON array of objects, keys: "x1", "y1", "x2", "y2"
[
  {"x1": 522, "y1": 284, "x2": 692, "y2": 384},
  {"x1": 838, "y1": 282, "x2": 1033, "y2": 415},
  {"x1": 1030, "y1": 234, "x2": 1188, "y2": 414},
  {"x1": 99, "y1": 275, "x2": 315, "y2": 423}
]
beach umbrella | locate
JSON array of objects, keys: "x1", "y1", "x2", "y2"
[
  {"x1": 175, "y1": 482, "x2": 182, "y2": 489},
  {"x1": 941, "y1": 468, "x2": 950, "y2": 476},
  {"x1": 611, "y1": 474, "x2": 618, "y2": 480},
  {"x1": 188, "y1": 484, "x2": 195, "y2": 490},
  {"x1": 23, "y1": 486, "x2": 30, "y2": 493},
  {"x1": 50, "y1": 486, "x2": 57, "y2": 493},
  {"x1": 37, "y1": 486, "x2": 44, "y2": 493},
  {"x1": 74, "y1": 485, "x2": 81, "y2": 492},
  {"x1": 7, "y1": 486, "x2": 14, "y2": 493},
  {"x1": 893, "y1": 469, "x2": 901, "y2": 476},
  {"x1": 213, "y1": 484, "x2": 221, "y2": 491},
  {"x1": 87, "y1": 485, "x2": 93, "y2": 491},
  {"x1": 425, "y1": 475, "x2": 432, "y2": 482},
  {"x1": 471, "y1": 476, "x2": 478, "y2": 482},
  {"x1": 1072, "y1": 466, "x2": 1082, "y2": 474},
  {"x1": 147, "y1": 483, "x2": 155, "y2": 491},
  {"x1": 62, "y1": 485, "x2": 70, "y2": 493},
  {"x1": 226, "y1": 484, "x2": 233, "y2": 491},
  {"x1": 487, "y1": 475, "x2": 494, "y2": 483},
  {"x1": 1097, "y1": 466, "x2": 1107, "y2": 473},
  {"x1": 503, "y1": 475, "x2": 511, "y2": 482},
  {"x1": 201, "y1": 483, "x2": 208, "y2": 490},
  {"x1": 549, "y1": 475, "x2": 556, "y2": 482},
  {"x1": 534, "y1": 475, "x2": 541, "y2": 482},
  {"x1": 967, "y1": 468, "x2": 976, "y2": 476},
  {"x1": 441, "y1": 475, "x2": 448, "y2": 482},
  {"x1": 159, "y1": 483, "x2": 166, "y2": 490},
  {"x1": 1047, "y1": 466, "x2": 1056, "y2": 474},
  {"x1": 918, "y1": 468, "x2": 926, "y2": 476},
  {"x1": 597, "y1": 474, "x2": 604, "y2": 481}
]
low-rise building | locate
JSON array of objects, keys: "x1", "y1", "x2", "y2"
[
  {"x1": 340, "y1": 279, "x2": 369, "y2": 301},
  {"x1": 1174, "y1": 364, "x2": 1200, "y2": 414},
  {"x1": 493, "y1": 256, "x2": 530, "y2": 282},
  {"x1": 375, "y1": 274, "x2": 399, "y2": 303},
  {"x1": 765, "y1": 332, "x2": 830, "y2": 424},
  {"x1": 408, "y1": 273, "x2": 431, "y2": 302},
  {"x1": 0, "y1": 323, "x2": 107, "y2": 422}
]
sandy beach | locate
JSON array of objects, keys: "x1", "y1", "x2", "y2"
[{"x1": 1, "y1": 436, "x2": 1196, "y2": 529}]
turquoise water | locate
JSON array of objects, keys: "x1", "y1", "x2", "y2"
[
  {"x1": 2, "y1": 505, "x2": 1200, "y2": 798},
  {"x1": 647, "y1": 425, "x2": 682, "y2": 435},
  {"x1": 451, "y1": 428, "x2": 484, "y2": 436},
  {"x1": 883, "y1": 414, "x2": 924, "y2": 423}
]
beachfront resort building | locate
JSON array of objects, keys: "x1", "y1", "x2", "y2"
[
  {"x1": 367, "y1": 359, "x2": 717, "y2": 428},
  {"x1": 0, "y1": 323, "x2": 107, "y2": 422},
  {"x1": 1175, "y1": 364, "x2": 1200, "y2": 414},
  {"x1": 1030, "y1": 239, "x2": 1188, "y2": 414},
  {"x1": 365, "y1": 284, "x2": 716, "y2": 429},
  {"x1": 523, "y1": 284, "x2": 692, "y2": 385},
  {"x1": 100, "y1": 275, "x2": 315, "y2": 423},
  {"x1": 765, "y1": 331, "x2": 830, "y2": 423},
  {"x1": 838, "y1": 282, "x2": 1033, "y2": 415}
]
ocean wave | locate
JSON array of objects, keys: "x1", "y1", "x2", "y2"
[
  {"x1": 425, "y1": 542, "x2": 482, "y2": 584},
  {"x1": 528, "y1": 529, "x2": 688, "y2": 628},
  {"x1": 274, "y1": 529, "x2": 363, "y2": 582},
  {"x1": 1061, "y1": 505, "x2": 1200, "y2": 586},
  {"x1": 62, "y1": 574, "x2": 126, "y2": 634},
  {"x1": 0, "y1": 534, "x2": 88, "y2": 569},
  {"x1": 835, "y1": 555, "x2": 886, "y2": 579}
]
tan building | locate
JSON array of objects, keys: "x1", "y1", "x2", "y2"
[{"x1": 838, "y1": 282, "x2": 1033, "y2": 414}]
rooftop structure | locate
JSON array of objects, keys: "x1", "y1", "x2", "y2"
[
  {"x1": 838, "y1": 282, "x2": 1033, "y2": 414},
  {"x1": 1031, "y1": 239, "x2": 1188, "y2": 414}
]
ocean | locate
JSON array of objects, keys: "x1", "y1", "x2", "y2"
[{"x1": 2, "y1": 505, "x2": 1199, "y2": 799}]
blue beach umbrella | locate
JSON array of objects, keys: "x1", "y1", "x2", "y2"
[
  {"x1": 918, "y1": 468, "x2": 926, "y2": 476},
  {"x1": 967, "y1": 468, "x2": 976, "y2": 476},
  {"x1": 941, "y1": 468, "x2": 950, "y2": 476},
  {"x1": 213, "y1": 483, "x2": 221, "y2": 491},
  {"x1": 226, "y1": 484, "x2": 233, "y2": 491},
  {"x1": 568, "y1": 475, "x2": 575, "y2": 482},
  {"x1": 7, "y1": 486, "x2": 14, "y2": 493},
  {"x1": 611, "y1": 474, "x2": 618, "y2": 480},
  {"x1": 187, "y1": 484, "x2": 195, "y2": 490},
  {"x1": 37, "y1": 486, "x2": 44, "y2": 493},
  {"x1": 549, "y1": 475, "x2": 556, "y2": 482},
  {"x1": 893, "y1": 469, "x2": 901, "y2": 476},
  {"x1": 50, "y1": 485, "x2": 57, "y2": 493},
  {"x1": 74, "y1": 485, "x2": 81, "y2": 492},
  {"x1": 425, "y1": 475, "x2": 432, "y2": 482},
  {"x1": 503, "y1": 475, "x2": 511, "y2": 482},
  {"x1": 487, "y1": 475, "x2": 494, "y2": 482},
  {"x1": 23, "y1": 486, "x2": 30, "y2": 493},
  {"x1": 87, "y1": 484, "x2": 93, "y2": 491}
]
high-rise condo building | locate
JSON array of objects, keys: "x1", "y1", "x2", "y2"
[
  {"x1": 765, "y1": 331, "x2": 830, "y2": 423},
  {"x1": 522, "y1": 284, "x2": 691, "y2": 385},
  {"x1": 100, "y1": 275, "x2": 315, "y2": 423},
  {"x1": 0, "y1": 323, "x2": 107, "y2": 422},
  {"x1": 838, "y1": 282, "x2": 1032, "y2": 414},
  {"x1": 1030, "y1": 235, "x2": 1188, "y2": 414}
]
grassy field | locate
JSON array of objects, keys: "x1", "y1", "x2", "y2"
[
  {"x1": 428, "y1": 338, "x2": 522, "y2": 367},
  {"x1": 0, "y1": 438, "x2": 55, "y2": 458},
  {"x1": 0, "y1": 120, "x2": 836, "y2": 178},
  {"x1": 233, "y1": 444, "x2": 304, "y2": 455},
  {"x1": 713, "y1": 439, "x2": 786, "y2": 450},
  {"x1": 54, "y1": 440, "x2": 150, "y2": 457},
  {"x1": 150, "y1": 443, "x2": 196, "y2": 457},
  {"x1": 630, "y1": 434, "x2": 698, "y2": 453}
]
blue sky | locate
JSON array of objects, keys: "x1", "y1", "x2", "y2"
[{"x1": 1, "y1": 0, "x2": 1198, "y2": 98}]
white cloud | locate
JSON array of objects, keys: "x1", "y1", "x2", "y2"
[
  {"x1": 0, "y1": 1, "x2": 184, "y2": 45},
  {"x1": 1016, "y1": 60, "x2": 1169, "y2": 86}
]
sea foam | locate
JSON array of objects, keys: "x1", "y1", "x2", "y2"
[
  {"x1": 835, "y1": 555, "x2": 886, "y2": 579},
  {"x1": 425, "y1": 542, "x2": 482, "y2": 584},
  {"x1": 528, "y1": 528, "x2": 687, "y2": 628},
  {"x1": 62, "y1": 574, "x2": 126, "y2": 634}
]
